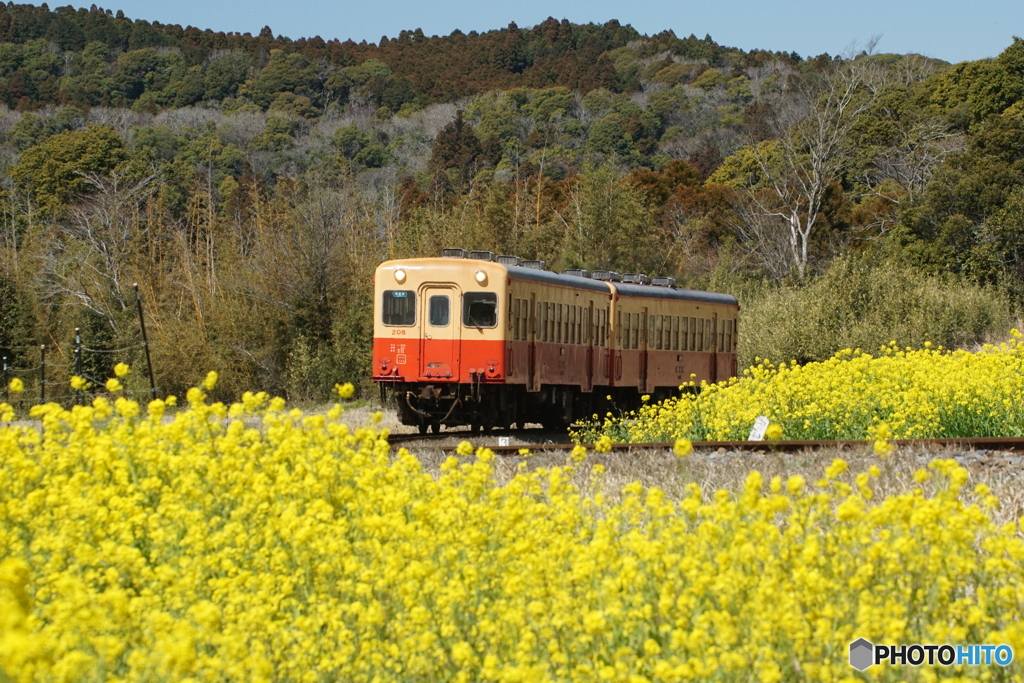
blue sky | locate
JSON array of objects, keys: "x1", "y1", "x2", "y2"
[{"x1": 50, "y1": 0, "x2": 1023, "y2": 64}]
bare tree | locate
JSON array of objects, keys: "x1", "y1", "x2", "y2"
[
  {"x1": 726, "y1": 190, "x2": 798, "y2": 281},
  {"x1": 740, "y1": 55, "x2": 886, "y2": 277},
  {"x1": 36, "y1": 171, "x2": 158, "y2": 334}
]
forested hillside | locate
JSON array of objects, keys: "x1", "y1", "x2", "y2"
[{"x1": 0, "y1": 3, "x2": 1021, "y2": 401}]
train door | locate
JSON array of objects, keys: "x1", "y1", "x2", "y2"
[
  {"x1": 528, "y1": 293, "x2": 539, "y2": 391},
  {"x1": 419, "y1": 285, "x2": 460, "y2": 380},
  {"x1": 584, "y1": 300, "x2": 594, "y2": 392},
  {"x1": 639, "y1": 307, "x2": 648, "y2": 392},
  {"x1": 710, "y1": 313, "x2": 718, "y2": 383}
]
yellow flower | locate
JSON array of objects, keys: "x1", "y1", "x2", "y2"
[
  {"x1": 594, "y1": 435, "x2": 612, "y2": 453},
  {"x1": 765, "y1": 423, "x2": 783, "y2": 440},
  {"x1": 113, "y1": 362, "x2": 131, "y2": 377},
  {"x1": 105, "y1": 377, "x2": 123, "y2": 393},
  {"x1": 70, "y1": 375, "x2": 90, "y2": 390},
  {"x1": 202, "y1": 371, "x2": 219, "y2": 391},
  {"x1": 8, "y1": 377, "x2": 23, "y2": 393},
  {"x1": 673, "y1": 438, "x2": 692, "y2": 457},
  {"x1": 335, "y1": 382, "x2": 355, "y2": 399},
  {"x1": 456, "y1": 441, "x2": 474, "y2": 456}
]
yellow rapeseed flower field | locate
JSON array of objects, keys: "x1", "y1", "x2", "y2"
[
  {"x1": 581, "y1": 331, "x2": 1024, "y2": 444},
  {"x1": 1, "y1": 385, "x2": 1024, "y2": 681}
]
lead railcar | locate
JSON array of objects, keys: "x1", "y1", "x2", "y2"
[{"x1": 373, "y1": 250, "x2": 739, "y2": 433}]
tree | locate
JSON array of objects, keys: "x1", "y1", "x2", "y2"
[
  {"x1": 35, "y1": 171, "x2": 157, "y2": 336},
  {"x1": 11, "y1": 124, "x2": 127, "y2": 216},
  {"x1": 733, "y1": 55, "x2": 885, "y2": 277},
  {"x1": 428, "y1": 110, "x2": 484, "y2": 193}
]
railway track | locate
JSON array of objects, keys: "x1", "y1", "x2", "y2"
[{"x1": 387, "y1": 434, "x2": 1024, "y2": 468}]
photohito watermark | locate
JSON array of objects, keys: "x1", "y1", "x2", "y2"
[{"x1": 849, "y1": 638, "x2": 1014, "y2": 671}]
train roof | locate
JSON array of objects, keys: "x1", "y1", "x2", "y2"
[
  {"x1": 612, "y1": 281, "x2": 739, "y2": 306},
  {"x1": 377, "y1": 258, "x2": 738, "y2": 307},
  {"x1": 507, "y1": 264, "x2": 738, "y2": 306}
]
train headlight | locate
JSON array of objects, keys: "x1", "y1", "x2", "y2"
[
  {"x1": 475, "y1": 270, "x2": 487, "y2": 285},
  {"x1": 394, "y1": 268, "x2": 407, "y2": 284}
]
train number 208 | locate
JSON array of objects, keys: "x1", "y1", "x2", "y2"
[{"x1": 392, "y1": 329, "x2": 407, "y2": 335}]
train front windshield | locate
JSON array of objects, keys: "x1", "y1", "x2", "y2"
[
  {"x1": 463, "y1": 292, "x2": 497, "y2": 328},
  {"x1": 382, "y1": 290, "x2": 416, "y2": 325}
]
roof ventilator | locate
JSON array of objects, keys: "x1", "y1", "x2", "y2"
[
  {"x1": 622, "y1": 273, "x2": 649, "y2": 285},
  {"x1": 651, "y1": 276, "x2": 677, "y2": 288},
  {"x1": 496, "y1": 255, "x2": 521, "y2": 266},
  {"x1": 521, "y1": 260, "x2": 546, "y2": 270},
  {"x1": 562, "y1": 269, "x2": 589, "y2": 278},
  {"x1": 591, "y1": 270, "x2": 621, "y2": 282},
  {"x1": 441, "y1": 248, "x2": 467, "y2": 258}
]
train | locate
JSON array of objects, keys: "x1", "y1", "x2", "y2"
[{"x1": 373, "y1": 249, "x2": 739, "y2": 433}]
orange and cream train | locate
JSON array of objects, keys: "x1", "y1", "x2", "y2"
[{"x1": 373, "y1": 250, "x2": 739, "y2": 432}]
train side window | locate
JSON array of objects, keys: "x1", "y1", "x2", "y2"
[
  {"x1": 733, "y1": 318, "x2": 738, "y2": 351},
  {"x1": 696, "y1": 317, "x2": 704, "y2": 351},
  {"x1": 382, "y1": 290, "x2": 416, "y2": 326},
  {"x1": 704, "y1": 318, "x2": 712, "y2": 351},
  {"x1": 719, "y1": 319, "x2": 725, "y2": 352},
  {"x1": 649, "y1": 316, "x2": 656, "y2": 349},
  {"x1": 513, "y1": 299, "x2": 520, "y2": 339},
  {"x1": 725, "y1": 319, "x2": 732, "y2": 354},
  {"x1": 570, "y1": 306, "x2": 576, "y2": 344},
  {"x1": 429, "y1": 295, "x2": 450, "y2": 327},
  {"x1": 680, "y1": 316, "x2": 687, "y2": 350},
  {"x1": 632, "y1": 313, "x2": 640, "y2": 349},
  {"x1": 672, "y1": 316, "x2": 679, "y2": 350},
  {"x1": 654, "y1": 316, "x2": 662, "y2": 350}
]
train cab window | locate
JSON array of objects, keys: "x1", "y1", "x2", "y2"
[
  {"x1": 428, "y1": 295, "x2": 450, "y2": 327},
  {"x1": 463, "y1": 292, "x2": 498, "y2": 328},
  {"x1": 383, "y1": 290, "x2": 416, "y2": 326}
]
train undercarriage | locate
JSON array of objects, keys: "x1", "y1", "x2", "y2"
[{"x1": 380, "y1": 381, "x2": 679, "y2": 433}]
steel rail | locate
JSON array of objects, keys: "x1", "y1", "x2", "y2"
[{"x1": 411, "y1": 436, "x2": 1024, "y2": 455}]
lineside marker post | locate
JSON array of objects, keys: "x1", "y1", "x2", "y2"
[{"x1": 134, "y1": 283, "x2": 157, "y2": 401}]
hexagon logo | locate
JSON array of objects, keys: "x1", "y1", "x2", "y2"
[{"x1": 850, "y1": 638, "x2": 874, "y2": 671}]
